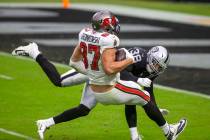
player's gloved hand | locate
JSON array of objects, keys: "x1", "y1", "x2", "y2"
[
  {"x1": 12, "y1": 42, "x2": 41, "y2": 59},
  {"x1": 137, "y1": 78, "x2": 151, "y2": 87},
  {"x1": 121, "y1": 48, "x2": 135, "y2": 63}
]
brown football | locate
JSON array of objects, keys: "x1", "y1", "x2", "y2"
[{"x1": 115, "y1": 49, "x2": 126, "y2": 61}]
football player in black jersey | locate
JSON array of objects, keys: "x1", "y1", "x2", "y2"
[
  {"x1": 122, "y1": 47, "x2": 170, "y2": 139},
  {"x1": 12, "y1": 43, "x2": 187, "y2": 140}
]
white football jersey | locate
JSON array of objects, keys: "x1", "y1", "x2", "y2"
[{"x1": 78, "y1": 27, "x2": 120, "y2": 85}]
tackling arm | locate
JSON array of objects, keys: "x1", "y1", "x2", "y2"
[{"x1": 120, "y1": 67, "x2": 152, "y2": 87}]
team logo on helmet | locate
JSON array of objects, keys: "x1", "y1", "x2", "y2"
[
  {"x1": 147, "y1": 46, "x2": 170, "y2": 75},
  {"x1": 91, "y1": 10, "x2": 120, "y2": 35}
]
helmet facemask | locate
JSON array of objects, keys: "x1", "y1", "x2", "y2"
[{"x1": 91, "y1": 10, "x2": 120, "y2": 35}]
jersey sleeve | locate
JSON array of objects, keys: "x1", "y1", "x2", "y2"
[{"x1": 100, "y1": 34, "x2": 120, "y2": 53}]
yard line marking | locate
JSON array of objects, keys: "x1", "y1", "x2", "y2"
[
  {"x1": 1, "y1": 51, "x2": 209, "y2": 99},
  {"x1": 155, "y1": 84, "x2": 210, "y2": 100},
  {"x1": 0, "y1": 128, "x2": 36, "y2": 140},
  {"x1": 0, "y1": 74, "x2": 13, "y2": 80}
]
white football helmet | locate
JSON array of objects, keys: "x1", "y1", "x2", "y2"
[
  {"x1": 147, "y1": 46, "x2": 170, "y2": 75},
  {"x1": 91, "y1": 10, "x2": 120, "y2": 35}
]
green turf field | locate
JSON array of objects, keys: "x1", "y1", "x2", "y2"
[
  {"x1": 0, "y1": 52, "x2": 210, "y2": 140},
  {"x1": 0, "y1": 0, "x2": 210, "y2": 16}
]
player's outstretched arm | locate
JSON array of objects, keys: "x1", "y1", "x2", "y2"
[{"x1": 120, "y1": 69, "x2": 151, "y2": 87}]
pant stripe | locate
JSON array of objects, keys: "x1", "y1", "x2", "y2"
[
  {"x1": 61, "y1": 71, "x2": 78, "y2": 81},
  {"x1": 115, "y1": 82, "x2": 150, "y2": 102}
]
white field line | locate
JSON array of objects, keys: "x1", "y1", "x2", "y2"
[
  {"x1": 155, "y1": 84, "x2": 210, "y2": 100},
  {"x1": 0, "y1": 128, "x2": 36, "y2": 140},
  {"x1": 0, "y1": 74, "x2": 13, "y2": 80},
  {"x1": 1, "y1": 51, "x2": 210, "y2": 100}
]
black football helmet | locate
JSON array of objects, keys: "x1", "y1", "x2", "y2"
[{"x1": 91, "y1": 10, "x2": 120, "y2": 35}]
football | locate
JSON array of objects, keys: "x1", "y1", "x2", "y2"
[{"x1": 115, "y1": 49, "x2": 126, "y2": 61}]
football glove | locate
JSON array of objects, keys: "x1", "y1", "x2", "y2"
[
  {"x1": 137, "y1": 78, "x2": 152, "y2": 87},
  {"x1": 120, "y1": 48, "x2": 135, "y2": 63}
]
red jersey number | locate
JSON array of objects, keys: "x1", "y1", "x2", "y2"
[{"x1": 80, "y1": 42, "x2": 100, "y2": 71}]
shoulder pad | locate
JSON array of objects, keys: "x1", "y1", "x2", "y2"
[{"x1": 101, "y1": 34, "x2": 120, "y2": 48}]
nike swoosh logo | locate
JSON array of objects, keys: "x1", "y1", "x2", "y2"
[{"x1": 177, "y1": 119, "x2": 186, "y2": 134}]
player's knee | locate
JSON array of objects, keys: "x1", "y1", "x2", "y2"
[{"x1": 78, "y1": 104, "x2": 91, "y2": 116}]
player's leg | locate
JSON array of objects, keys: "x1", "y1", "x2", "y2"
[
  {"x1": 92, "y1": 79, "x2": 150, "y2": 106},
  {"x1": 37, "y1": 82, "x2": 97, "y2": 139},
  {"x1": 12, "y1": 42, "x2": 88, "y2": 87},
  {"x1": 125, "y1": 83, "x2": 169, "y2": 140},
  {"x1": 92, "y1": 79, "x2": 187, "y2": 140},
  {"x1": 12, "y1": 42, "x2": 59, "y2": 85},
  {"x1": 145, "y1": 83, "x2": 169, "y2": 115},
  {"x1": 54, "y1": 82, "x2": 97, "y2": 123},
  {"x1": 143, "y1": 100, "x2": 187, "y2": 140},
  {"x1": 125, "y1": 105, "x2": 142, "y2": 140},
  {"x1": 36, "y1": 53, "x2": 88, "y2": 87},
  {"x1": 143, "y1": 83, "x2": 187, "y2": 140},
  {"x1": 36, "y1": 54, "x2": 63, "y2": 87}
]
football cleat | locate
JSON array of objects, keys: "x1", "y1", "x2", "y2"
[
  {"x1": 166, "y1": 119, "x2": 187, "y2": 140},
  {"x1": 36, "y1": 120, "x2": 49, "y2": 140},
  {"x1": 12, "y1": 42, "x2": 40, "y2": 59},
  {"x1": 160, "y1": 108, "x2": 169, "y2": 116}
]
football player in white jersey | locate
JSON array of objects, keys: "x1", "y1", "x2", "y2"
[
  {"x1": 12, "y1": 10, "x2": 187, "y2": 140},
  {"x1": 71, "y1": 10, "x2": 149, "y2": 106}
]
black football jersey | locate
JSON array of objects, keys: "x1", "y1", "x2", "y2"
[{"x1": 120, "y1": 47, "x2": 157, "y2": 82}]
